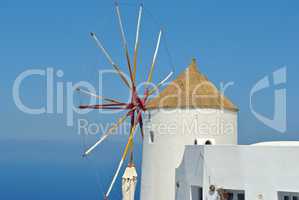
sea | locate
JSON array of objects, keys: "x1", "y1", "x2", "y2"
[{"x1": 0, "y1": 139, "x2": 142, "y2": 200}]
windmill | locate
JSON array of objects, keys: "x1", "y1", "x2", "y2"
[{"x1": 77, "y1": 3, "x2": 173, "y2": 200}]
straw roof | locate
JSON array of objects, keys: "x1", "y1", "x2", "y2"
[{"x1": 146, "y1": 59, "x2": 238, "y2": 112}]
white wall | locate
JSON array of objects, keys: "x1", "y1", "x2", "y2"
[
  {"x1": 140, "y1": 108, "x2": 237, "y2": 200},
  {"x1": 176, "y1": 145, "x2": 299, "y2": 200}
]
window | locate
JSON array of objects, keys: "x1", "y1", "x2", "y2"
[
  {"x1": 238, "y1": 193, "x2": 245, "y2": 200},
  {"x1": 191, "y1": 186, "x2": 202, "y2": 200},
  {"x1": 227, "y1": 193, "x2": 234, "y2": 200},
  {"x1": 149, "y1": 131, "x2": 154, "y2": 143},
  {"x1": 205, "y1": 140, "x2": 212, "y2": 145},
  {"x1": 278, "y1": 192, "x2": 299, "y2": 200},
  {"x1": 220, "y1": 189, "x2": 245, "y2": 200}
]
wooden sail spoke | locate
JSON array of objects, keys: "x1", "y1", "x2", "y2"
[
  {"x1": 104, "y1": 120, "x2": 139, "y2": 198},
  {"x1": 79, "y1": 103, "x2": 127, "y2": 110},
  {"x1": 83, "y1": 112, "x2": 130, "y2": 157},
  {"x1": 146, "y1": 30, "x2": 162, "y2": 85},
  {"x1": 115, "y1": 3, "x2": 134, "y2": 86},
  {"x1": 76, "y1": 87, "x2": 124, "y2": 104},
  {"x1": 132, "y1": 5, "x2": 143, "y2": 82},
  {"x1": 138, "y1": 113, "x2": 144, "y2": 139},
  {"x1": 147, "y1": 71, "x2": 174, "y2": 97},
  {"x1": 90, "y1": 32, "x2": 131, "y2": 89}
]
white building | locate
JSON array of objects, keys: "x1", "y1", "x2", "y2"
[
  {"x1": 175, "y1": 144, "x2": 299, "y2": 200},
  {"x1": 140, "y1": 59, "x2": 299, "y2": 200}
]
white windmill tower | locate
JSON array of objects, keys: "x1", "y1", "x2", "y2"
[{"x1": 140, "y1": 59, "x2": 239, "y2": 200}]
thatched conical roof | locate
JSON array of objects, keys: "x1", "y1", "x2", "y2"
[{"x1": 146, "y1": 59, "x2": 238, "y2": 112}]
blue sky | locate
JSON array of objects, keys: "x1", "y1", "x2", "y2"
[
  {"x1": 0, "y1": 0, "x2": 299, "y2": 199},
  {"x1": 1, "y1": 0, "x2": 299, "y2": 142}
]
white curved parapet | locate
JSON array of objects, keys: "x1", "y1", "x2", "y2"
[
  {"x1": 252, "y1": 141, "x2": 299, "y2": 146},
  {"x1": 175, "y1": 145, "x2": 299, "y2": 200}
]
